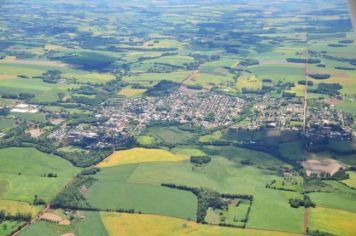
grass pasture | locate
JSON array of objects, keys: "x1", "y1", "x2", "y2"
[
  {"x1": 310, "y1": 207, "x2": 356, "y2": 236},
  {"x1": 184, "y1": 72, "x2": 234, "y2": 89},
  {"x1": 0, "y1": 221, "x2": 25, "y2": 236},
  {"x1": 143, "y1": 55, "x2": 194, "y2": 66},
  {"x1": 87, "y1": 164, "x2": 197, "y2": 220},
  {"x1": 100, "y1": 212, "x2": 301, "y2": 236},
  {"x1": 121, "y1": 147, "x2": 303, "y2": 233},
  {"x1": 136, "y1": 135, "x2": 156, "y2": 145},
  {"x1": 19, "y1": 211, "x2": 108, "y2": 236},
  {"x1": 62, "y1": 72, "x2": 115, "y2": 84},
  {"x1": 309, "y1": 185, "x2": 356, "y2": 213},
  {"x1": 123, "y1": 71, "x2": 191, "y2": 85},
  {"x1": 249, "y1": 64, "x2": 305, "y2": 83},
  {"x1": 0, "y1": 117, "x2": 17, "y2": 132},
  {"x1": 205, "y1": 199, "x2": 250, "y2": 227},
  {"x1": 97, "y1": 148, "x2": 188, "y2": 168},
  {"x1": 88, "y1": 180, "x2": 197, "y2": 220},
  {"x1": 144, "y1": 126, "x2": 194, "y2": 145},
  {"x1": 0, "y1": 147, "x2": 78, "y2": 203}
]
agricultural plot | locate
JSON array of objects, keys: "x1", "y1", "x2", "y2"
[
  {"x1": 19, "y1": 211, "x2": 108, "y2": 236},
  {"x1": 309, "y1": 181, "x2": 356, "y2": 213},
  {"x1": 0, "y1": 0, "x2": 355, "y2": 235},
  {"x1": 100, "y1": 212, "x2": 300, "y2": 236},
  {"x1": 183, "y1": 72, "x2": 234, "y2": 89},
  {"x1": 205, "y1": 199, "x2": 250, "y2": 227},
  {"x1": 142, "y1": 126, "x2": 195, "y2": 145},
  {"x1": 118, "y1": 146, "x2": 303, "y2": 233},
  {"x1": 0, "y1": 118, "x2": 16, "y2": 132},
  {"x1": 236, "y1": 74, "x2": 263, "y2": 91},
  {"x1": 0, "y1": 147, "x2": 79, "y2": 203},
  {"x1": 87, "y1": 164, "x2": 197, "y2": 220},
  {"x1": 249, "y1": 64, "x2": 305, "y2": 83},
  {"x1": 309, "y1": 207, "x2": 356, "y2": 236},
  {"x1": 62, "y1": 72, "x2": 115, "y2": 84},
  {"x1": 342, "y1": 171, "x2": 356, "y2": 188},
  {"x1": 123, "y1": 71, "x2": 191, "y2": 85},
  {"x1": 0, "y1": 221, "x2": 25, "y2": 236},
  {"x1": 96, "y1": 148, "x2": 188, "y2": 168},
  {"x1": 118, "y1": 88, "x2": 147, "y2": 97}
]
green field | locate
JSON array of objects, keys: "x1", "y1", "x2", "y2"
[
  {"x1": 0, "y1": 118, "x2": 17, "y2": 132},
  {"x1": 310, "y1": 207, "x2": 356, "y2": 236},
  {"x1": 0, "y1": 0, "x2": 355, "y2": 235},
  {"x1": 87, "y1": 164, "x2": 197, "y2": 220},
  {"x1": 342, "y1": 171, "x2": 356, "y2": 188},
  {"x1": 94, "y1": 145, "x2": 303, "y2": 233},
  {"x1": 142, "y1": 127, "x2": 195, "y2": 145},
  {"x1": 0, "y1": 147, "x2": 79, "y2": 203},
  {"x1": 0, "y1": 221, "x2": 25, "y2": 236},
  {"x1": 123, "y1": 71, "x2": 191, "y2": 85},
  {"x1": 19, "y1": 211, "x2": 108, "y2": 236},
  {"x1": 309, "y1": 181, "x2": 356, "y2": 213}
]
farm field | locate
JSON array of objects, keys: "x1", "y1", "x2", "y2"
[
  {"x1": 0, "y1": 147, "x2": 79, "y2": 203},
  {"x1": 0, "y1": 221, "x2": 25, "y2": 236},
  {"x1": 19, "y1": 211, "x2": 108, "y2": 236},
  {"x1": 141, "y1": 126, "x2": 195, "y2": 145},
  {"x1": 91, "y1": 145, "x2": 304, "y2": 233},
  {"x1": 308, "y1": 180, "x2": 356, "y2": 213},
  {"x1": 87, "y1": 163, "x2": 197, "y2": 220},
  {"x1": 0, "y1": 0, "x2": 355, "y2": 235},
  {"x1": 119, "y1": 88, "x2": 147, "y2": 97},
  {"x1": 342, "y1": 171, "x2": 356, "y2": 188},
  {"x1": 0, "y1": 200, "x2": 43, "y2": 216},
  {"x1": 96, "y1": 148, "x2": 188, "y2": 168},
  {"x1": 309, "y1": 207, "x2": 356, "y2": 236},
  {"x1": 100, "y1": 212, "x2": 302, "y2": 236},
  {"x1": 123, "y1": 71, "x2": 191, "y2": 85}
]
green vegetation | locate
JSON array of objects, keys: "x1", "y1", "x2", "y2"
[
  {"x1": 0, "y1": 1, "x2": 355, "y2": 235},
  {"x1": 87, "y1": 164, "x2": 197, "y2": 220},
  {"x1": 20, "y1": 211, "x2": 108, "y2": 236},
  {"x1": 0, "y1": 147, "x2": 79, "y2": 203}
]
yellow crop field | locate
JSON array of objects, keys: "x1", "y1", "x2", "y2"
[
  {"x1": 342, "y1": 172, "x2": 356, "y2": 188},
  {"x1": 287, "y1": 84, "x2": 305, "y2": 97},
  {"x1": 236, "y1": 74, "x2": 262, "y2": 90},
  {"x1": 100, "y1": 212, "x2": 301, "y2": 236},
  {"x1": 97, "y1": 148, "x2": 188, "y2": 168},
  {"x1": 310, "y1": 207, "x2": 356, "y2": 236},
  {"x1": 0, "y1": 200, "x2": 43, "y2": 216},
  {"x1": 119, "y1": 88, "x2": 147, "y2": 97},
  {"x1": 63, "y1": 73, "x2": 115, "y2": 83}
]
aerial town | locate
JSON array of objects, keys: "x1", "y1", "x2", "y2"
[{"x1": 43, "y1": 87, "x2": 354, "y2": 150}]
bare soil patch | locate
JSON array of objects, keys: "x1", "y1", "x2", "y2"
[
  {"x1": 0, "y1": 58, "x2": 68, "y2": 67},
  {"x1": 26, "y1": 128, "x2": 42, "y2": 138},
  {"x1": 322, "y1": 98, "x2": 343, "y2": 106},
  {"x1": 61, "y1": 233, "x2": 75, "y2": 236},
  {"x1": 49, "y1": 118, "x2": 65, "y2": 125},
  {"x1": 301, "y1": 159, "x2": 344, "y2": 176},
  {"x1": 260, "y1": 59, "x2": 291, "y2": 65},
  {"x1": 59, "y1": 219, "x2": 71, "y2": 225},
  {"x1": 40, "y1": 212, "x2": 64, "y2": 223},
  {"x1": 0, "y1": 74, "x2": 15, "y2": 80}
]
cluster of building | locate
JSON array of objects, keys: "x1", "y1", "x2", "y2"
[
  {"x1": 234, "y1": 94, "x2": 353, "y2": 141},
  {"x1": 236, "y1": 95, "x2": 305, "y2": 130},
  {"x1": 44, "y1": 90, "x2": 354, "y2": 150},
  {"x1": 48, "y1": 90, "x2": 245, "y2": 149}
]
